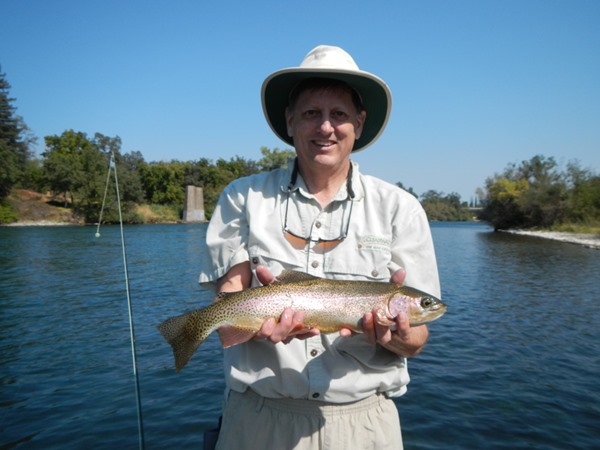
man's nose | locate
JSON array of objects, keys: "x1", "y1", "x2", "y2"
[{"x1": 318, "y1": 119, "x2": 334, "y2": 133}]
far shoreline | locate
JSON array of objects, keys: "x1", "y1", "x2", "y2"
[
  {"x1": 502, "y1": 229, "x2": 600, "y2": 250},
  {"x1": 3, "y1": 220, "x2": 76, "y2": 227},
  {"x1": 1, "y1": 220, "x2": 191, "y2": 227},
  {"x1": 4, "y1": 219, "x2": 600, "y2": 251}
]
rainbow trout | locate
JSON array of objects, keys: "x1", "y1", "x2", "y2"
[{"x1": 158, "y1": 270, "x2": 447, "y2": 371}]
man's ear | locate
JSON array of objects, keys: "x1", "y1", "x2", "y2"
[
  {"x1": 285, "y1": 107, "x2": 294, "y2": 137},
  {"x1": 355, "y1": 110, "x2": 366, "y2": 140}
]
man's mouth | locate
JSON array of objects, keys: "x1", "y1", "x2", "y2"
[{"x1": 313, "y1": 140, "x2": 335, "y2": 148}]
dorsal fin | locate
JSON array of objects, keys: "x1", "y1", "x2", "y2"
[{"x1": 277, "y1": 270, "x2": 320, "y2": 283}]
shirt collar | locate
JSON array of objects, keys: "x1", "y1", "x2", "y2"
[{"x1": 279, "y1": 158, "x2": 364, "y2": 202}]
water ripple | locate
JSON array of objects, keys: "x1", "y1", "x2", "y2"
[{"x1": 1, "y1": 223, "x2": 599, "y2": 449}]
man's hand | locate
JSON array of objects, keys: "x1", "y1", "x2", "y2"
[{"x1": 341, "y1": 267, "x2": 429, "y2": 357}]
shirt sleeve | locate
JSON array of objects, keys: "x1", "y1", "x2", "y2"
[
  {"x1": 198, "y1": 183, "x2": 250, "y2": 292},
  {"x1": 389, "y1": 196, "x2": 441, "y2": 299}
]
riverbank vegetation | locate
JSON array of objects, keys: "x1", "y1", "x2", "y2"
[
  {"x1": 2, "y1": 128, "x2": 297, "y2": 224},
  {"x1": 1, "y1": 129, "x2": 475, "y2": 225},
  {"x1": 480, "y1": 155, "x2": 600, "y2": 233},
  {"x1": 1, "y1": 70, "x2": 598, "y2": 230},
  {"x1": 0, "y1": 126, "x2": 477, "y2": 224}
]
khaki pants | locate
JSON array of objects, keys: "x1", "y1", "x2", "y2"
[{"x1": 215, "y1": 389, "x2": 403, "y2": 450}]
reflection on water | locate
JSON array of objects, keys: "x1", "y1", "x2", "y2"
[{"x1": 1, "y1": 222, "x2": 599, "y2": 449}]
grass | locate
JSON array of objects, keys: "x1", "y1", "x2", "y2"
[
  {"x1": 134, "y1": 204, "x2": 180, "y2": 223},
  {"x1": 550, "y1": 222, "x2": 600, "y2": 236},
  {"x1": 2, "y1": 189, "x2": 184, "y2": 225},
  {"x1": 3, "y1": 189, "x2": 81, "y2": 224}
]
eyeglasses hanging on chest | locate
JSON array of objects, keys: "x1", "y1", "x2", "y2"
[{"x1": 282, "y1": 160, "x2": 355, "y2": 249}]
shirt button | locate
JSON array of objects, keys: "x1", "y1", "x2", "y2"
[
  {"x1": 310, "y1": 349, "x2": 318, "y2": 357},
  {"x1": 311, "y1": 261, "x2": 319, "y2": 268},
  {"x1": 371, "y1": 269, "x2": 379, "y2": 277},
  {"x1": 251, "y1": 257, "x2": 259, "y2": 265},
  {"x1": 312, "y1": 393, "x2": 320, "y2": 399},
  {"x1": 315, "y1": 221, "x2": 321, "y2": 228}
]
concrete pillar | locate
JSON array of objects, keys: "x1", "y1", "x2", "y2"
[{"x1": 183, "y1": 186, "x2": 206, "y2": 222}]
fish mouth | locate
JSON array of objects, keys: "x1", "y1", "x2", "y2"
[{"x1": 423, "y1": 305, "x2": 448, "y2": 324}]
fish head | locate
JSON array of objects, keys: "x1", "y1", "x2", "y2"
[{"x1": 387, "y1": 288, "x2": 447, "y2": 326}]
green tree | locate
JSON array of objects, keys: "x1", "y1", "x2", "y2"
[
  {"x1": 139, "y1": 160, "x2": 186, "y2": 206},
  {"x1": 517, "y1": 155, "x2": 568, "y2": 227},
  {"x1": 0, "y1": 139, "x2": 18, "y2": 198},
  {"x1": 0, "y1": 68, "x2": 36, "y2": 198},
  {"x1": 20, "y1": 158, "x2": 45, "y2": 193},
  {"x1": 43, "y1": 130, "x2": 96, "y2": 205},
  {"x1": 91, "y1": 133, "x2": 145, "y2": 223},
  {"x1": 565, "y1": 161, "x2": 600, "y2": 223},
  {"x1": 395, "y1": 181, "x2": 418, "y2": 198},
  {"x1": 257, "y1": 146, "x2": 295, "y2": 171},
  {"x1": 480, "y1": 154, "x2": 596, "y2": 230},
  {"x1": 93, "y1": 134, "x2": 144, "y2": 204},
  {"x1": 117, "y1": 150, "x2": 145, "y2": 204},
  {"x1": 42, "y1": 130, "x2": 140, "y2": 222},
  {"x1": 480, "y1": 176, "x2": 529, "y2": 229},
  {"x1": 420, "y1": 190, "x2": 472, "y2": 221}
]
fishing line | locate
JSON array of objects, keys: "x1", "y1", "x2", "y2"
[
  {"x1": 95, "y1": 155, "x2": 114, "y2": 238},
  {"x1": 96, "y1": 151, "x2": 146, "y2": 450}
]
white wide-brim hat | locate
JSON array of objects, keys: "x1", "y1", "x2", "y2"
[{"x1": 261, "y1": 45, "x2": 392, "y2": 152}]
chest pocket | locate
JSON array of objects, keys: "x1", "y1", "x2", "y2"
[
  {"x1": 247, "y1": 240, "x2": 306, "y2": 284},
  {"x1": 322, "y1": 234, "x2": 392, "y2": 281}
]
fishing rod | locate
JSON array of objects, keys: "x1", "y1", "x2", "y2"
[{"x1": 97, "y1": 151, "x2": 145, "y2": 450}]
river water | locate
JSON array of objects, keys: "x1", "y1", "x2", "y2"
[{"x1": 1, "y1": 222, "x2": 599, "y2": 449}]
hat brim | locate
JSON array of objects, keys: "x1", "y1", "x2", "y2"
[{"x1": 261, "y1": 68, "x2": 392, "y2": 152}]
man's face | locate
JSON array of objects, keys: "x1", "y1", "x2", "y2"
[{"x1": 285, "y1": 87, "x2": 366, "y2": 171}]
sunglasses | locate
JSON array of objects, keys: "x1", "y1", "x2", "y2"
[{"x1": 282, "y1": 160, "x2": 355, "y2": 248}]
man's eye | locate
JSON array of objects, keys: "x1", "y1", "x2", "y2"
[
  {"x1": 332, "y1": 111, "x2": 348, "y2": 120},
  {"x1": 302, "y1": 110, "x2": 318, "y2": 119}
]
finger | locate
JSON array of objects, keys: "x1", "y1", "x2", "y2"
[
  {"x1": 256, "y1": 265, "x2": 277, "y2": 286},
  {"x1": 361, "y1": 312, "x2": 376, "y2": 344},
  {"x1": 293, "y1": 328, "x2": 321, "y2": 340},
  {"x1": 374, "y1": 321, "x2": 393, "y2": 345},
  {"x1": 338, "y1": 327, "x2": 353, "y2": 338},
  {"x1": 256, "y1": 317, "x2": 276, "y2": 339},
  {"x1": 284, "y1": 312, "x2": 314, "y2": 343},
  {"x1": 286, "y1": 311, "x2": 308, "y2": 336},
  {"x1": 270, "y1": 307, "x2": 294, "y2": 343},
  {"x1": 395, "y1": 311, "x2": 411, "y2": 339},
  {"x1": 390, "y1": 267, "x2": 406, "y2": 285},
  {"x1": 284, "y1": 327, "x2": 320, "y2": 343},
  {"x1": 371, "y1": 307, "x2": 396, "y2": 346}
]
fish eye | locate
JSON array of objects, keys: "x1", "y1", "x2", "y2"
[{"x1": 421, "y1": 297, "x2": 434, "y2": 308}]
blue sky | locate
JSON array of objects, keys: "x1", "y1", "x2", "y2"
[{"x1": 2, "y1": 0, "x2": 599, "y2": 201}]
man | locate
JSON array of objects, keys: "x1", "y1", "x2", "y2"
[{"x1": 199, "y1": 45, "x2": 440, "y2": 449}]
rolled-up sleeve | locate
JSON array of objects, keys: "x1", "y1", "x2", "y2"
[
  {"x1": 389, "y1": 196, "x2": 441, "y2": 299},
  {"x1": 199, "y1": 184, "x2": 250, "y2": 291}
]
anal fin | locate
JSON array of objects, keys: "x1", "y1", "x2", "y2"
[{"x1": 217, "y1": 326, "x2": 259, "y2": 348}]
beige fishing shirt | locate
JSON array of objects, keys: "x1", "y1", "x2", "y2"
[{"x1": 199, "y1": 161, "x2": 440, "y2": 403}]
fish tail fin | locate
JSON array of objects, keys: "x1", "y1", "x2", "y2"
[{"x1": 157, "y1": 311, "x2": 212, "y2": 372}]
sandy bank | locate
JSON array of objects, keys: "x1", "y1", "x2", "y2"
[
  {"x1": 3, "y1": 220, "x2": 75, "y2": 227},
  {"x1": 503, "y1": 229, "x2": 600, "y2": 250}
]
